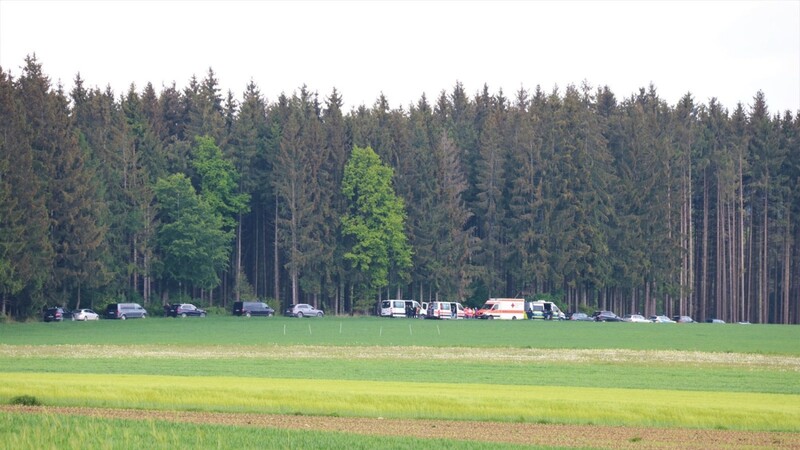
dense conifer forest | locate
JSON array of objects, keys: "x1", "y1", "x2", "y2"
[{"x1": 1, "y1": 55, "x2": 798, "y2": 323}]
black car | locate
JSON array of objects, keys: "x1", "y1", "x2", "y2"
[
  {"x1": 592, "y1": 310, "x2": 623, "y2": 322},
  {"x1": 165, "y1": 303, "x2": 207, "y2": 318},
  {"x1": 43, "y1": 307, "x2": 69, "y2": 322},
  {"x1": 232, "y1": 301, "x2": 275, "y2": 317}
]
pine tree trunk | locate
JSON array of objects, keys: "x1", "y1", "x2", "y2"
[
  {"x1": 253, "y1": 211, "x2": 259, "y2": 297},
  {"x1": 701, "y1": 170, "x2": 709, "y2": 321},
  {"x1": 235, "y1": 214, "x2": 242, "y2": 302},
  {"x1": 274, "y1": 195, "x2": 280, "y2": 305},
  {"x1": 783, "y1": 210, "x2": 791, "y2": 324},
  {"x1": 263, "y1": 209, "x2": 269, "y2": 299},
  {"x1": 688, "y1": 166, "x2": 694, "y2": 318},
  {"x1": 738, "y1": 153, "x2": 745, "y2": 323},
  {"x1": 761, "y1": 188, "x2": 768, "y2": 323},
  {"x1": 727, "y1": 199, "x2": 736, "y2": 323},
  {"x1": 714, "y1": 193, "x2": 730, "y2": 320},
  {"x1": 746, "y1": 210, "x2": 754, "y2": 322}
]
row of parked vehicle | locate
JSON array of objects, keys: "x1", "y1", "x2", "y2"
[
  {"x1": 232, "y1": 301, "x2": 324, "y2": 318},
  {"x1": 569, "y1": 310, "x2": 705, "y2": 323},
  {"x1": 42, "y1": 301, "x2": 325, "y2": 322},
  {"x1": 42, "y1": 307, "x2": 101, "y2": 322},
  {"x1": 379, "y1": 299, "x2": 568, "y2": 320},
  {"x1": 42, "y1": 301, "x2": 720, "y2": 324}
]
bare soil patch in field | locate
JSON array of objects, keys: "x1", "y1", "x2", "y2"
[
  {"x1": 3, "y1": 405, "x2": 799, "y2": 449},
  {"x1": 3, "y1": 344, "x2": 799, "y2": 370}
]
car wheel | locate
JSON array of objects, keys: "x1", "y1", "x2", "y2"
[
  {"x1": 297, "y1": 312, "x2": 304, "y2": 318},
  {"x1": 245, "y1": 312, "x2": 251, "y2": 317},
  {"x1": 120, "y1": 315, "x2": 127, "y2": 320},
  {"x1": 512, "y1": 316, "x2": 517, "y2": 320},
  {"x1": 181, "y1": 313, "x2": 187, "y2": 318},
  {"x1": 316, "y1": 312, "x2": 323, "y2": 317}
]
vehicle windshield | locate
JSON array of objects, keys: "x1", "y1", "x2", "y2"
[{"x1": 479, "y1": 303, "x2": 494, "y2": 310}]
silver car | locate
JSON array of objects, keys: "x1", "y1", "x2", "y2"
[
  {"x1": 286, "y1": 304, "x2": 324, "y2": 318},
  {"x1": 73, "y1": 309, "x2": 100, "y2": 321},
  {"x1": 650, "y1": 315, "x2": 676, "y2": 323}
]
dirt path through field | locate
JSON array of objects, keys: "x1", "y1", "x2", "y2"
[{"x1": 4, "y1": 405, "x2": 799, "y2": 449}]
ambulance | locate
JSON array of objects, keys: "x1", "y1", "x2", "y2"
[{"x1": 475, "y1": 298, "x2": 527, "y2": 320}]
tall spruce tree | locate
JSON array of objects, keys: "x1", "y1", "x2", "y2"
[
  {"x1": 322, "y1": 88, "x2": 349, "y2": 312},
  {"x1": 272, "y1": 89, "x2": 318, "y2": 307},
  {"x1": 2, "y1": 62, "x2": 52, "y2": 317},
  {"x1": 473, "y1": 96, "x2": 506, "y2": 296},
  {"x1": 47, "y1": 84, "x2": 108, "y2": 308},
  {"x1": 0, "y1": 68, "x2": 27, "y2": 314},
  {"x1": 229, "y1": 80, "x2": 269, "y2": 301},
  {"x1": 430, "y1": 131, "x2": 475, "y2": 300}
]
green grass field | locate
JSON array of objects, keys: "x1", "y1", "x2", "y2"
[
  {"x1": 0, "y1": 411, "x2": 534, "y2": 450},
  {"x1": 2, "y1": 316, "x2": 798, "y2": 354},
  {"x1": 1, "y1": 316, "x2": 799, "y2": 448}
]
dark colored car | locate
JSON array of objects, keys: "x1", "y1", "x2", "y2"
[
  {"x1": 673, "y1": 315, "x2": 695, "y2": 323},
  {"x1": 105, "y1": 303, "x2": 148, "y2": 320},
  {"x1": 165, "y1": 303, "x2": 207, "y2": 318},
  {"x1": 43, "y1": 307, "x2": 69, "y2": 322},
  {"x1": 285, "y1": 304, "x2": 324, "y2": 318},
  {"x1": 592, "y1": 310, "x2": 623, "y2": 322},
  {"x1": 232, "y1": 301, "x2": 275, "y2": 317}
]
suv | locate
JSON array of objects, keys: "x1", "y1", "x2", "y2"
[
  {"x1": 43, "y1": 307, "x2": 68, "y2": 322},
  {"x1": 285, "y1": 304, "x2": 324, "y2": 318},
  {"x1": 232, "y1": 301, "x2": 275, "y2": 317},
  {"x1": 165, "y1": 303, "x2": 207, "y2": 318},
  {"x1": 105, "y1": 303, "x2": 148, "y2": 320}
]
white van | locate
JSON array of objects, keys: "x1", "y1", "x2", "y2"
[
  {"x1": 425, "y1": 301, "x2": 455, "y2": 319},
  {"x1": 380, "y1": 299, "x2": 421, "y2": 318},
  {"x1": 475, "y1": 298, "x2": 526, "y2": 320},
  {"x1": 449, "y1": 302, "x2": 466, "y2": 319},
  {"x1": 526, "y1": 301, "x2": 566, "y2": 320}
]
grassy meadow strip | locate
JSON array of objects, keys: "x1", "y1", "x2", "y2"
[
  {"x1": 2, "y1": 316, "x2": 799, "y2": 355},
  {"x1": 0, "y1": 411, "x2": 533, "y2": 450},
  {"x1": 1, "y1": 346, "x2": 798, "y2": 395},
  {"x1": 2, "y1": 372, "x2": 798, "y2": 431}
]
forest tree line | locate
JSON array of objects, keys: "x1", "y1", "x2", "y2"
[{"x1": 1, "y1": 55, "x2": 798, "y2": 323}]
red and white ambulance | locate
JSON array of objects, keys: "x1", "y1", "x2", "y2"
[{"x1": 475, "y1": 298, "x2": 527, "y2": 320}]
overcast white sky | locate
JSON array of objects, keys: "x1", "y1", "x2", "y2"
[{"x1": 1, "y1": 0, "x2": 798, "y2": 114}]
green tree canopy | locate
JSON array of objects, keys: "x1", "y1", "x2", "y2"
[
  {"x1": 341, "y1": 145, "x2": 412, "y2": 300},
  {"x1": 153, "y1": 173, "x2": 231, "y2": 291},
  {"x1": 191, "y1": 135, "x2": 250, "y2": 230}
]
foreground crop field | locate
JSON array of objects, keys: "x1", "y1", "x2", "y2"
[{"x1": 1, "y1": 316, "x2": 799, "y2": 448}]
